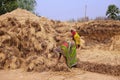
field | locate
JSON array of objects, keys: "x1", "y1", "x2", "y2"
[{"x1": 0, "y1": 8, "x2": 120, "y2": 80}]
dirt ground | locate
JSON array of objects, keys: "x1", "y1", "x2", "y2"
[
  {"x1": 0, "y1": 8, "x2": 120, "y2": 80},
  {"x1": 0, "y1": 69, "x2": 120, "y2": 80}
]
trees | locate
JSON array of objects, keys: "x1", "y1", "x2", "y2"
[
  {"x1": 106, "y1": 4, "x2": 120, "y2": 20},
  {"x1": 0, "y1": 0, "x2": 18, "y2": 15},
  {"x1": 17, "y1": 0, "x2": 36, "y2": 12},
  {"x1": 0, "y1": 0, "x2": 36, "y2": 15}
]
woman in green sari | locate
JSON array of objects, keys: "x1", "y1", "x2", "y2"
[{"x1": 54, "y1": 41, "x2": 77, "y2": 68}]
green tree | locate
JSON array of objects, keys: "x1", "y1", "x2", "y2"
[
  {"x1": 0, "y1": 0, "x2": 36, "y2": 15},
  {"x1": 0, "y1": 0, "x2": 18, "y2": 15},
  {"x1": 106, "y1": 4, "x2": 120, "y2": 20},
  {"x1": 17, "y1": 0, "x2": 36, "y2": 12}
]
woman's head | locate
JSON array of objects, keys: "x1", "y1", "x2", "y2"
[{"x1": 71, "y1": 29, "x2": 76, "y2": 36}]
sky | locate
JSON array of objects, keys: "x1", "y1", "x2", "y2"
[{"x1": 35, "y1": 0, "x2": 120, "y2": 21}]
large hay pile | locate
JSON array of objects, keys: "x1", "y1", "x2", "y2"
[
  {"x1": 0, "y1": 9, "x2": 71, "y2": 72},
  {"x1": 0, "y1": 17, "x2": 56, "y2": 71}
]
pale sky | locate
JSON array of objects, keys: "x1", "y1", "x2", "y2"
[{"x1": 35, "y1": 0, "x2": 120, "y2": 21}]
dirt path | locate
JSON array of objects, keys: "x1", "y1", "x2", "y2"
[{"x1": 0, "y1": 69, "x2": 119, "y2": 80}]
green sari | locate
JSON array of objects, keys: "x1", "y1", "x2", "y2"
[{"x1": 61, "y1": 42, "x2": 77, "y2": 68}]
